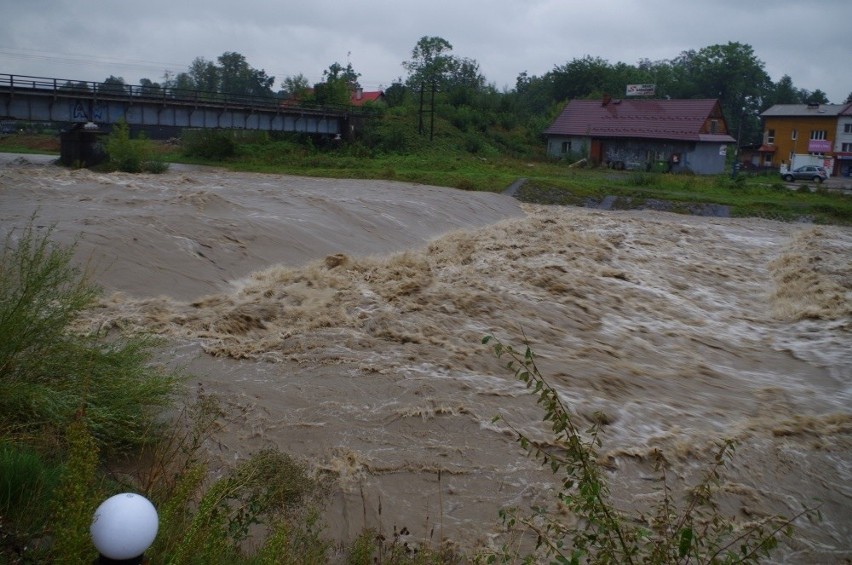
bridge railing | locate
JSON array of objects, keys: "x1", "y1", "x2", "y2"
[{"x1": 0, "y1": 73, "x2": 380, "y2": 117}]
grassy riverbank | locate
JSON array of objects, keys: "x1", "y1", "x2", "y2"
[{"x1": 3, "y1": 130, "x2": 849, "y2": 225}]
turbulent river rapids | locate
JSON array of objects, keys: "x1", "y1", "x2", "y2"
[{"x1": 2, "y1": 154, "x2": 850, "y2": 561}]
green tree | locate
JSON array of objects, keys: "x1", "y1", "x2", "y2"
[
  {"x1": 312, "y1": 61, "x2": 359, "y2": 106},
  {"x1": 138, "y1": 78, "x2": 163, "y2": 97},
  {"x1": 445, "y1": 56, "x2": 486, "y2": 106},
  {"x1": 279, "y1": 73, "x2": 311, "y2": 100},
  {"x1": 514, "y1": 71, "x2": 554, "y2": 116},
  {"x1": 550, "y1": 55, "x2": 614, "y2": 101},
  {"x1": 402, "y1": 35, "x2": 456, "y2": 89},
  {"x1": 187, "y1": 57, "x2": 219, "y2": 92},
  {"x1": 98, "y1": 75, "x2": 127, "y2": 96},
  {"x1": 382, "y1": 78, "x2": 408, "y2": 107},
  {"x1": 217, "y1": 51, "x2": 275, "y2": 98},
  {"x1": 636, "y1": 58, "x2": 671, "y2": 95},
  {"x1": 801, "y1": 88, "x2": 829, "y2": 105},
  {"x1": 59, "y1": 80, "x2": 91, "y2": 94},
  {"x1": 324, "y1": 62, "x2": 360, "y2": 89},
  {"x1": 163, "y1": 53, "x2": 275, "y2": 99},
  {"x1": 682, "y1": 42, "x2": 771, "y2": 145},
  {"x1": 608, "y1": 61, "x2": 653, "y2": 97},
  {"x1": 767, "y1": 74, "x2": 802, "y2": 106},
  {"x1": 162, "y1": 70, "x2": 196, "y2": 95}
]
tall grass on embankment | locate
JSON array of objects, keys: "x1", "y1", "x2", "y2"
[
  {"x1": 178, "y1": 121, "x2": 851, "y2": 226},
  {"x1": 0, "y1": 220, "x2": 180, "y2": 561},
  {"x1": 3, "y1": 119, "x2": 851, "y2": 226}
]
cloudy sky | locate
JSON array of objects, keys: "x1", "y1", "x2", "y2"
[{"x1": 2, "y1": 0, "x2": 850, "y2": 103}]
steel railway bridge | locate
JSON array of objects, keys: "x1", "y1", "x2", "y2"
[{"x1": 0, "y1": 73, "x2": 359, "y2": 134}]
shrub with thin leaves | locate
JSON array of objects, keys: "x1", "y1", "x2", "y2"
[
  {"x1": 478, "y1": 335, "x2": 812, "y2": 565},
  {"x1": 104, "y1": 119, "x2": 169, "y2": 173},
  {"x1": 181, "y1": 129, "x2": 238, "y2": 160},
  {"x1": 0, "y1": 220, "x2": 180, "y2": 452},
  {"x1": 155, "y1": 445, "x2": 329, "y2": 564},
  {"x1": 50, "y1": 418, "x2": 105, "y2": 564}
]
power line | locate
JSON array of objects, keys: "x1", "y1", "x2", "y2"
[
  {"x1": 0, "y1": 46, "x2": 184, "y2": 73},
  {"x1": 0, "y1": 47, "x2": 394, "y2": 90}
]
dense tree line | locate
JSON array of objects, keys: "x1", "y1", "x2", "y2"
[{"x1": 118, "y1": 39, "x2": 846, "y2": 147}]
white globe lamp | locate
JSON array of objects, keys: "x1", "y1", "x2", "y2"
[{"x1": 90, "y1": 493, "x2": 158, "y2": 564}]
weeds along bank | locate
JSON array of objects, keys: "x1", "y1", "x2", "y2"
[{"x1": 2, "y1": 159, "x2": 851, "y2": 561}]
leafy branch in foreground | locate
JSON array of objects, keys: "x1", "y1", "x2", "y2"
[{"x1": 478, "y1": 335, "x2": 814, "y2": 564}]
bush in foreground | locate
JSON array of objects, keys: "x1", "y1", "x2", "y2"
[
  {"x1": 0, "y1": 220, "x2": 180, "y2": 452},
  {"x1": 0, "y1": 220, "x2": 180, "y2": 561},
  {"x1": 477, "y1": 335, "x2": 813, "y2": 564}
]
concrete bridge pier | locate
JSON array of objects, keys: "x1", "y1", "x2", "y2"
[{"x1": 59, "y1": 123, "x2": 107, "y2": 167}]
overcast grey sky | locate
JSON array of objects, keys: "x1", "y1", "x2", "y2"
[{"x1": 2, "y1": 0, "x2": 850, "y2": 103}]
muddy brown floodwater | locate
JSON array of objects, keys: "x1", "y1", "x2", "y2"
[{"x1": 2, "y1": 154, "x2": 850, "y2": 562}]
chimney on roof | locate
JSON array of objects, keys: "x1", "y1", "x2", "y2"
[
  {"x1": 355, "y1": 87, "x2": 363, "y2": 100},
  {"x1": 602, "y1": 94, "x2": 612, "y2": 106}
]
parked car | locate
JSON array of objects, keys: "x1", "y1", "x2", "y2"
[{"x1": 782, "y1": 166, "x2": 828, "y2": 183}]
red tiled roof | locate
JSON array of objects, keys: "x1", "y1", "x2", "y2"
[
  {"x1": 545, "y1": 99, "x2": 735, "y2": 143},
  {"x1": 278, "y1": 88, "x2": 385, "y2": 107},
  {"x1": 350, "y1": 91, "x2": 385, "y2": 106}
]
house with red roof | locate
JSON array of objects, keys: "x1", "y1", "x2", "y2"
[
  {"x1": 279, "y1": 87, "x2": 385, "y2": 108},
  {"x1": 544, "y1": 97, "x2": 735, "y2": 174},
  {"x1": 350, "y1": 88, "x2": 386, "y2": 106}
]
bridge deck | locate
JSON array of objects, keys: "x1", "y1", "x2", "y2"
[{"x1": 0, "y1": 73, "x2": 366, "y2": 134}]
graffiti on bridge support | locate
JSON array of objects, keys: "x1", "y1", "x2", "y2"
[{"x1": 70, "y1": 100, "x2": 104, "y2": 122}]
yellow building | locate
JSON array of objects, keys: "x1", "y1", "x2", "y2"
[{"x1": 760, "y1": 103, "x2": 852, "y2": 175}]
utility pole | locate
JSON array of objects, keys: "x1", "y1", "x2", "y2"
[
  {"x1": 418, "y1": 82, "x2": 425, "y2": 135},
  {"x1": 429, "y1": 79, "x2": 436, "y2": 141}
]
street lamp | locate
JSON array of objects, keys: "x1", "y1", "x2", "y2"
[{"x1": 90, "y1": 493, "x2": 158, "y2": 564}]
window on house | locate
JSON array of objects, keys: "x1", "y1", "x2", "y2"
[
  {"x1": 845, "y1": 124, "x2": 852, "y2": 134},
  {"x1": 767, "y1": 129, "x2": 775, "y2": 144},
  {"x1": 710, "y1": 120, "x2": 718, "y2": 134},
  {"x1": 791, "y1": 129, "x2": 797, "y2": 140},
  {"x1": 810, "y1": 130, "x2": 827, "y2": 140},
  {"x1": 843, "y1": 142, "x2": 852, "y2": 152},
  {"x1": 561, "y1": 141, "x2": 571, "y2": 154}
]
